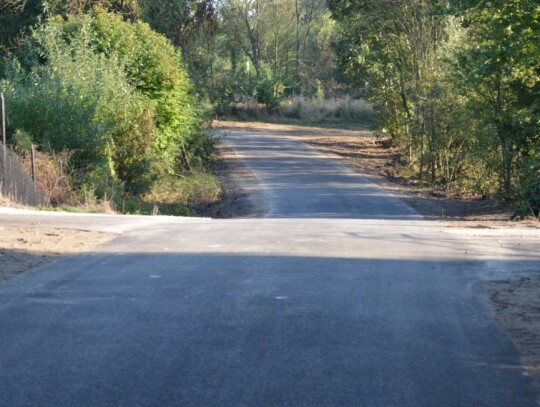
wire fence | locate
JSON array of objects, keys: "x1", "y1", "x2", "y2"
[
  {"x1": 0, "y1": 141, "x2": 46, "y2": 206},
  {"x1": 0, "y1": 91, "x2": 46, "y2": 206}
]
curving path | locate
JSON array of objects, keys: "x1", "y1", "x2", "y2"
[{"x1": 0, "y1": 129, "x2": 539, "y2": 406}]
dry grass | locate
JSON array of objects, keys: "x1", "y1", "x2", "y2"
[
  {"x1": 280, "y1": 96, "x2": 376, "y2": 123},
  {"x1": 222, "y1": 96, "x2": 377, "y2": 125},
  {"x1": 16, "y1": 148, "x2": 73, "y2": 206}
]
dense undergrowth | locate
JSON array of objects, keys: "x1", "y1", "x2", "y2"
[
  {"x1": 1, "y1": 10, "x2": 220, "y2": 215},
  {"x1": 331, "y1": 0, "x2": 540, "y2": 217}
]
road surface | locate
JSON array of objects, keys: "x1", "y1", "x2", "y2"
[{"x1": 1, "y1": 130, "x2": 539, "y2": 406}]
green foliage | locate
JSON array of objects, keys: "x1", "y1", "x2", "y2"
[
  {"x1": 43, "y1": 0, "x2": 140, "y2": 19},
  {"x1": 133, "y1": 0, "x2": 339, "y2": 110},
  {"x1": 330, "y1": 0, "x2": 540, "y2": 205},
  {"x1": 517, "y1": 161, "x2": 540, "y2": 217},
  {"x1": 0, "y1": 0, "x2": 43, "y2": 72},
  {"x1": 1, "y1": 10, "x2": 213, "y2": 214},
  {"x1": 138, "y1": 0, "x2": 216, "y2": 47},
  {"x1": 2, "y1": 20, "x2": 147, "y2": 186},
  {"x1": 210, "y1": 77, "x2": 240, "y2": 113},
  {"x1": 451, "y1": 0, "x2": 540, "y2": 197},
  {"x1": 55, "y1": 11, "x2": 205, "y2": 176},
  {"x1": 255, "y1": 78, "x2": 283, "y2": 110}
]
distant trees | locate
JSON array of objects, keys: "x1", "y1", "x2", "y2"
[
  {"x1": 331, "y1": 0, "x2": 540, "y2": 214},
  {"x1": 0, "y1": 0, "x2": 338, "y2": 106},
  {"x1": 217, "y1": 0, "x2": 334, "y2": 94}
]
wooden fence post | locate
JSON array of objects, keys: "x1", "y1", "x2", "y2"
[
  {"x1": 1, "y1": 92, "x2": 6, "y2": 195},
  {"x1": 30, "y1": 144, "x2": 37, "y2": 187}
]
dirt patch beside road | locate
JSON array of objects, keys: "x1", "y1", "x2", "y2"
[
  {"x1": 486, "y1": 278, "x2": 540, "y2": 386},
  {"x1": 196, "y1": 143, "x2": 267, "y2": 218},
  {"x1": 0, "y1": 226, "x2": 115, "y2": 282}
]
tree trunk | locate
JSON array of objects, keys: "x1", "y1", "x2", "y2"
[{"x1": 295, "y1": 0, "x2": 301, "y2": 86}]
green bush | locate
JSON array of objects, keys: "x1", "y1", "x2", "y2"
[
  {"x1": 255, "y1": 78, "x2": 283, "y2": 110},
  {"x1": 1, "y1": 10, "x2": 211, "y2": 208},
  {"x1": 2, "y1": 20, "x2": 147, "y2": 197},
  {"x1": 517, "y1": 163, "x2": 540, "y2": 218},
  {"x1": 71, "y1": 10, "x2": 204, "y2": 175}
]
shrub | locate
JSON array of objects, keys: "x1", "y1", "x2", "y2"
[
  {"x1": 517, "y1": 163, "x2": 540, "y2": 218},
  {"x1": 280, "y1": 96, "x2": 376, "y2": 124},
  {"x1": 69, "y1": 10, "x2": 205, "y2": 175},
  {"x1": 2, "y1": 10, "x2": 211, "y2": 209},
  {"x1": 2, "y1": 19, "x2": 150, "y2": 196},
  {"x1": 255, "y1": 78, "x2": 283, "y2": 110}
]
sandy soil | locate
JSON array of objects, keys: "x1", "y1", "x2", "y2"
[
  {"x1": 486, "y1": 278, "x2": 540, "y2": 386},
  {"x1": 0, "y1": 226, "x2": 115, "y2": 282}
]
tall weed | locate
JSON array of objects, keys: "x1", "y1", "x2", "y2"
[{"x1": 221, "y1": 95, "x2": 377, "y2": 125}]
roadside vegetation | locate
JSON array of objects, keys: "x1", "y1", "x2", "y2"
[
  {"x1": 0, "y1": 0, "x2": 538, "y2": 218},
  {"x1": 1, "y1": 2, "x2": 218, "y2": 215},
  {"x1": 330, "y1": 0, "x2": 540, "y2": 218}
]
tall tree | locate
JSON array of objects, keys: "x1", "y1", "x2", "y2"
[
  {"x1": 451, "y1": 0, "x2": 540, "y2": 197},
  {"x1": 221, "y1": 0, "x2": 264, "y2": 77},
  {"x1": 330, "y1": 0, "x2": 446, "y2": 175}
]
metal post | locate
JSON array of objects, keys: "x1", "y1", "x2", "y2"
[{"x1": 1, "y1": 92, "x2": 6, "y2": 195}]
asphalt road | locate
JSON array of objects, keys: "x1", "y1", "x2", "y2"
[{"x1": 1, "y1": 130, "x2": 540, "y2": 406}]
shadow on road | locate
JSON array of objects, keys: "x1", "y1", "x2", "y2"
[{"x1": 0, "y1": 250, "x2": 538, "y2": 406}]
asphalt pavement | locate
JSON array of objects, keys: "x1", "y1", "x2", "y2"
[{"x1": 0, "y1": 130, "x2": 539, "y2": 406}]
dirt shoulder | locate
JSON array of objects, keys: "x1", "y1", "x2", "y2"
[
  {"x1": 0, "y1": 226, "x2": 115, "y2": 283},
  {"x1": 196, "y1": 143, "x2": 267, "y2": 218},
  {"x1": 486, "y1": 278, "x2": 540, "y2": 386}
]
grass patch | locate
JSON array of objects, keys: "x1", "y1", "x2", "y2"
[
  {"x1": 121, "y1": 171, "x2": 221, "y2": 216},
  {"x1": 34, "y1": 169, "x2": 222, "y2": 217},
  {"x1": 38, "y1": 204, "x2": 103, "y2": 214}
]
